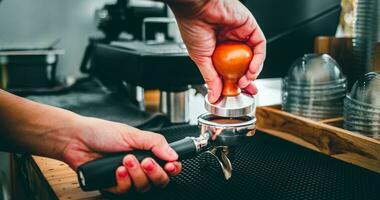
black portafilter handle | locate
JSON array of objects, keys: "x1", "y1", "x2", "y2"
[{"x1": 77, "y1": 135, "x2": 209, "y2": 191}]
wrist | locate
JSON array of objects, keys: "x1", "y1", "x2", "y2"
[
  {"x1": 23, "y1": 107, "x2": 83, "y2": 161},
  {"x1": 35, "y1": 108, "x2": 82, "y2": 161}
]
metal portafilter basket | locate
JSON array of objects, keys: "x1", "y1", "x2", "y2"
[{"x1": 76, "y1": 42, "x2": 256, "y2": 191}]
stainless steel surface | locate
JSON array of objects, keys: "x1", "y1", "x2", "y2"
[
  {"x1": 159, "y1": 90, "x2": 190, "y2": 124},
  {"x1": 282, "y1": 54, "x2": 347, "y2": 120},
  {"x1": 197, "y1": 113, "x2": 256, "y2": 147},
  {"x1": 192, "y1": 132, "x2": 211, "y2": 153},
  {"x1": 204, "y1": 93, "x2": 255, "y2": 118},
  {"x1": 189, "y1": 79, "x2": 283, "y2": 125},
  {"x1": 197, "y1": 113, "x2": 256, "y2": 180},
  {"x1": 287, "y1": 54, "x2": 345, "y2": 84},
  {"x1": 205, "y1": 147, "x2": 232, "y2": 180},
  {"x1": 343, "y1": 72, "x2": 380, "y2": 139}
]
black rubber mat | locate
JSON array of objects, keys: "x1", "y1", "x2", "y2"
[{"x1": 106, "y1": 125, "x2": 380, "y2": 200}]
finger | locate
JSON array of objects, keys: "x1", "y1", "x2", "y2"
[
  {"x1": 238, "y1": 51, "x2": 264, "y2": 88},
  {"x1": 126, "y1": 131, "x2": 178, "y2": 162},
  {"x1": 217, "y1": 14, "x2": 255, "y2": 42},
  {"x1": 123, "y1": 155, "x2": 151, "y2": 193},
  {"x1": 164, "y1": 161, "x2": 182, "y2": 177},
  {"x1": 217, "y1": 12, "x2": 266, "y2": 89},
  {"x1": 193, "y1": 57, "x2": 223, "y2": 103},
  {"x1": 141, "y1": 158, "x2": 170, "y2": 188},
  {"x1": 239, "y1": 61, "x2": 263, "y2": 89},
  {"x1": 239, "y1": 20, "x2": 266, "y2": 88},
  {"x1": 242, "y1": 82, "x2": 257, "y2": 95},
  {"x1": 104, "y1": 166, "x2": 132, "y2": 194}
]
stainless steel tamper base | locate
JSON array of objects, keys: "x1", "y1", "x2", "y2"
[{"x1": 204, "y1": 93, "x2": 255, "y2": 117}]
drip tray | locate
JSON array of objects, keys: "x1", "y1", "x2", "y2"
[{"x1": 105, "y1": 125, "x2": 380, "y2": 200}]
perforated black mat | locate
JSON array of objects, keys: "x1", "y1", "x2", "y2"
[{"x1": 104, "y1": 125, "x2": 380, "y2": 200}]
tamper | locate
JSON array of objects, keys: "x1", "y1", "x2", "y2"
[
  {"x1": 198, "y1": 41, "x2": 256, "y2": 180},
  {"x1": 205, "y1": 42, "x2": 255, "y2": 117}
]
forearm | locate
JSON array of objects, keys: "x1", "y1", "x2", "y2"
[{"x1": 0, "y1": 90, "x2": 79, "y2": 160}]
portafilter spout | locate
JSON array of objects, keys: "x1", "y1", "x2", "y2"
[{"x1": 197, "y1": 113, "x2": 256, "y2": 180}]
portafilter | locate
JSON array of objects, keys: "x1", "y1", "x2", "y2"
[{"x1": 76, "y1": 42, "x2": 256, "y2": 191}]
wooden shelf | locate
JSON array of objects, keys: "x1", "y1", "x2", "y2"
[{"x1": 256, "y1": 105, "x2": 380, "y2": 174}]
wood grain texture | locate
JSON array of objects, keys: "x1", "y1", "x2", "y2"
[
  {"x1": 319, "y1": 117, "x2": 343, "y2": 128},
  {"x1": 32, "y1": 156, "x2": 104, "y2": 200},
  {"x1": 256, "y1": 106, "x2": 380, "y2": 173}
]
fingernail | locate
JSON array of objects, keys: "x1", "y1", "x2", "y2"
[
  {"x1": 143, "y1": 159, "x2": 155, "y2": 172},
  {"x1": 124, "y1": 156, "x2": 136, "y2": 168},
  {"x1": 167, "y1": 164, "x2": 176, "y2": 173},
  {"x1": 117, "y1": 168, "x2": 128, "y2": 178},
  {"x1": 167, "y1": 147, "x2": 178, "y2": 158}
]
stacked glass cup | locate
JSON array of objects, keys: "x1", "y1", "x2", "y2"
[
  {"x1": 343, "y1": 72, "x2": 380, "y2": 139},
  {"x1": 282, "y1": 54, "x2": 347, "y2": 120}
]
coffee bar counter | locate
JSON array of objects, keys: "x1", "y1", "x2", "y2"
[{"x1": 10, "y1": 79, "x2": 380, "y2": 200}]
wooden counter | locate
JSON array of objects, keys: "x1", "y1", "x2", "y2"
[{"x1": 30, "y1": 156, "x2": 103, "y2": 200}]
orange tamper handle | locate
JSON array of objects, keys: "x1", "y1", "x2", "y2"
[{"x1": 212, "y1": 41, "x2": 253, "y2": 96}]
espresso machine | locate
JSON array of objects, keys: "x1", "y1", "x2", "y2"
[
  {"x1": 80, "y1": 0, "x2": 200, "y2": 124},
  {"x1": 77, "y1": 42, "x2": 257, "y2": 191}
]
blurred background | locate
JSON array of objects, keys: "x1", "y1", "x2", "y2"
[
  {"x1": 0, "y1": 0, "x2": 379, "y2": 199},
  {"x1": 0, "y1": 0, "x2": 111, "y2": 80},
  {"x1": 0, "y1": 0, "x2": 378, "y2": 81}
]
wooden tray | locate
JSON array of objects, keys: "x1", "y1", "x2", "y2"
[{"x1": 256, "y1": 105, "x2": 380, "y2": 174}]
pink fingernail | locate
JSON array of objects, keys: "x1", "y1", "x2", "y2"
[
  {"x1": 118, "y1": 168, "x2": 128, "y2": 178},
  {"x1": 167, "y1": 164, "x2": 176, "y2": 173},
  {"x1": 143, "y1": 159, "x2": 155, "y2": 172},
  {"x1": 124, "y1": 156, "x2": 136, "y2": 168}
]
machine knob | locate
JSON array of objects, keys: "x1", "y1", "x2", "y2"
[{"x1": 212, "y1": 42, "x2": 253, "y2": 96}]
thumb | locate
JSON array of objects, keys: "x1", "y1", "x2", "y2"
[
  {"x1": 193, "y1": 58, "x2": 222, "y2": 103},
  {"x1": 127, "y1": 130, "x2": 178, "y2": 162}
]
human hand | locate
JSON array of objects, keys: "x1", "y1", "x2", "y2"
[
  {"x1": 61, "y1": 116, "x2": 182, "y2": 194},
  {"x1": 169, "y1": 0, "x2": 266, "y2": 103}
]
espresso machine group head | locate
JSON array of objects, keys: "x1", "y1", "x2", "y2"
[{"x1": 77, "y1": 42, "x2": 257, "y2": 191}]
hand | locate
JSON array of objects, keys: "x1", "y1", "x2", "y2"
[
  {"x1": 61, "y1": 116, "x2": 182, "y2": 194},
  {"x1": 0, "y1": 87, "x2": 182, "y2": 194},
  {"x1": 170, "y1": 0, "x2": 266, "y2": 103}
]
